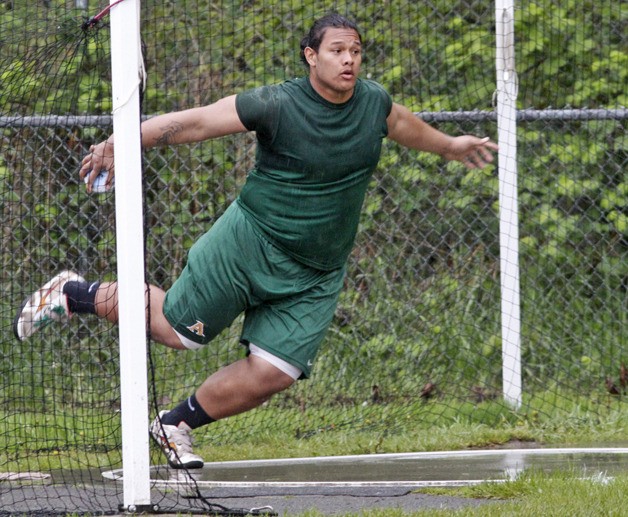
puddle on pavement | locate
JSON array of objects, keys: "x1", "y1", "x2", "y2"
[{"x1": 143, "y1": 447, "x2": 628, "y2": 485}]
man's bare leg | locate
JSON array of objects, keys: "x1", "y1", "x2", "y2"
[
  {"x1": 95, "y1": 281, "x2": 296, "y2": 468},
  {"x1": 95, "y1": 281, "x2": 295, "y2": 417},
  {"x1": 94, "y1": 281, "x2": 185, "y2": 349},
  {"x1": 195, "y1": 355, "x2": 295, "y2": 419}
]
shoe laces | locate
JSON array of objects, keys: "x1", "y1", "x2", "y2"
[{"x1": 163, "y1": 424, "x2": 194, "y2": 454}]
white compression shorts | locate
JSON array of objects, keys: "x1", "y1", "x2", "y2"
[{"x1": 175, "y1": 330, "x2": 302, "y2": 380}]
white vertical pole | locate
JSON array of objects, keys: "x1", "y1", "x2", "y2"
[
  {"x1": 109, "y1": 0, "x2": 152, "y2": 509},
  {"x1": 495, "y1": 0, "x2": 522, "y2": 409}
]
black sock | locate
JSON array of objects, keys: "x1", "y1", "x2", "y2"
[
  {"x1": 63, "y1": 280, "x2": 100, "y2": 314},
  {"x1": 161, "y1": 393, "x2": 215, "y2": 430}
]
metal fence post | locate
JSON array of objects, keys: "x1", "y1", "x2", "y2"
[{"x1": 495, "y1": 0, "x2": 522, "y2": 409}]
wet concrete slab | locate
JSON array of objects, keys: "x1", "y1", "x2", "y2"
[
  {"x1": 171, "y1": 447, "x2": 628, "y2": 486},
  {"x1": 120, "y1": 447, "x2": 628, "y2": 515},
  {"x1": 7, "y1": 448, "x2": 627, "y2": 516}
]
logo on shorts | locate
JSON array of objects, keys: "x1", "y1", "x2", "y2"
[{"x1": 186, "y1": 320, "x2": 206, "y2": 337}]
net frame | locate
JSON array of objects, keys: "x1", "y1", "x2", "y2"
[{"x1": 107, "y1": 0, "x2": 151, "y2": 510}]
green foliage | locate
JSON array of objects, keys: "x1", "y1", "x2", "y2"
[
  {"x1": 515, "y1": 0, "x2": 627, "y2": 108},
  {"x1": 0, "y1": 2, "x2": 112, "y2": 115}
]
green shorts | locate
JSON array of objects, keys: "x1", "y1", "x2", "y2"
[{"x1": 163, "y1": 201, "x2": 345, "y2": 378}]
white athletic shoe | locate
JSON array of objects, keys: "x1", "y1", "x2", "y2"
[
  {"x1": 150, "y1": 410, "x2": 204, "y2": 469},
  {"x1": 13, "y1": 270, "x2": 85, "y2": 341}
]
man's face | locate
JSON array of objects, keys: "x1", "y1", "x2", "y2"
[{"x1": 305, "y1": 27, "x2": 362, "y2": 104}]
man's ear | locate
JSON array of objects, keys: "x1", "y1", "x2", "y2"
[{"x1": 304, "y1": 47, "x2": 317, "y2": 67}]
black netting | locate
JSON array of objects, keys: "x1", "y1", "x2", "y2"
[{"x1": 1, "y1": 0, "x2": 625, "y2": 514}]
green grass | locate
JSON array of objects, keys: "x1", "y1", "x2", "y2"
[
  {"x1": 288, "y1": 471, "x2": 628, "y2": 517},
  {"x1": 191, "y1": 403, "x2": 627, "y2": 464},
  {"x1": 187, "y1": 391, "x2": 627, "y2": 462},
  {"x1": 3, "y1": 397, "x2": 625, "y2": 471}
]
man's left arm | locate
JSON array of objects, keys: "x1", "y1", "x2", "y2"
[{"x1": 386, "y1": 103, "x2": 498, "y2": 169}]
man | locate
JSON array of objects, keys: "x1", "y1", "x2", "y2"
[{"x1": 14, "y1": 14, "x2": 497, "y2": 469}]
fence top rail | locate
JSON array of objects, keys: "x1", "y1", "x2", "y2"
[
  {"x1": 1, "y1": 109, "x2": 626, "y2": 128},
  {"x1": 417, "y1": 108, "x2": 628, "y2": 123},
  {"x1": 0, "y1": 115, "x2": 114, "y2": 127}
]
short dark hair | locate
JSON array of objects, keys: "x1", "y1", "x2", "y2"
[{"x1": 300, "y1": 13, "x2": 362, "y2": 68}]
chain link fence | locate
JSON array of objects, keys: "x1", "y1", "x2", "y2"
[{"x1": 1, "y1": 0, "x2": 626, "y2": 514}]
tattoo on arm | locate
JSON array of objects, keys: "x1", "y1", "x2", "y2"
[{"x1": 154, "y1": 121, "x2": 184, "y2": 146}]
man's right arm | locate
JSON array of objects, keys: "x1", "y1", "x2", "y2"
[
  {"x1": 141, "y1": 95, "x2": 247, "y2": 147},
  {"x1": 80, "y1": 95, "x2": 247, "y2": 191}
]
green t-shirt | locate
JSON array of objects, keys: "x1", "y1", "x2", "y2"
[{"x1": 235, "y1": 77, "x2": 392, "y2": 270}]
